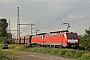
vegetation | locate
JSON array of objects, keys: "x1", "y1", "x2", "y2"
[
  {"x1": 0, "y1": 49, "x2": 18, "y2": 60},
  {"x1": 0, "y1": 18, "x2": 8, "y2": 37},
  {"x1": 19, "y1": 44, "x2": 90, "y2": 60},
  {"x1": 0, "y1": 18, "x2": 11, "y2": 44},
  {"x1": 79, "y1": 28, "x2": 90, "y2": 51},
  {"x1": 0, "y1": 43, "x2": 23, "y2": 60},
  {"x1": 1, "y1": 43, "x2": 90, "y2": 60},
  {"x1": 0, "y1": 18, "x2": 16, "y2": 59}
]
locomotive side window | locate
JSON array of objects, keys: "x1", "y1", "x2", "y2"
[{"x1": 66, "y1": 33, "x2": 78, "y2": 38}]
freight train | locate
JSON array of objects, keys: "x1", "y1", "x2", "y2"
[{"x1": 12, "y1": 30, "x2": 79, "y2": 48}]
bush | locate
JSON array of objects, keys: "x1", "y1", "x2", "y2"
[
  {"x1": 65, "y1": 50, "x2": 85, "y2": 58},
  {"x1": 0, "y1": 50, "x2": 18, "y2": 60},
  {"x1": 57, "y1": 49, "x2": 68, "y2": 56},
  {"x1": 0, "y1": 37, "x2": 11, "y2": 44},
  {"x1": 78, "y1": 53, "x2": 90, "y2": 60},
  {"x1": 79, "y1": 29, "x2": 90, "y2": 51}
]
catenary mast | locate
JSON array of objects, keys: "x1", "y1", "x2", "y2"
[{"x1": 17, "y1": 7, "x2": 20, "y2": 43}]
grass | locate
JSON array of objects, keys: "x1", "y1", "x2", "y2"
[
  {"x1": 0, "y1": 43, "x2": 20, "y2": 60},
  {"x1": 0, "y1": 49, "x2": 19, "y2": 60},
  {"x1": 1, "y1": 43, "x2": 90, "y2": 60},
  {"x1": 19, "y1": 44, "x2": 90, "y2": 60}
]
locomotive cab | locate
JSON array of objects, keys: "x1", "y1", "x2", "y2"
[{"x1": 65, "y1": 32, "x2": 79, "y2": 48}]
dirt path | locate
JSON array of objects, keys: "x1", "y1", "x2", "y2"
[{"x1": 14, "y1": 52, "x2": 76, "y2": 60}]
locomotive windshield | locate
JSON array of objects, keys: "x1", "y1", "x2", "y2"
[{"x1": 66, "y1": 33, "x2": 78, "y2": 38}]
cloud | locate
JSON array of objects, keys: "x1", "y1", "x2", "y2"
[{"x1": 0, "y1": 0, "x2": 90, "y2": 37}]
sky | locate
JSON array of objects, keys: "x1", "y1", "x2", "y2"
[{"x1": 0, "y1": 0, "x2": 90, "y2": 37}]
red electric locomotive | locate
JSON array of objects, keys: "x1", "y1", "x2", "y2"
[
  {"x1": 12, "y1": 30, "x2": 79, "y2": 48},
  {"x1": 43, "y1": 31, "x2": 79, "y2": 48}
]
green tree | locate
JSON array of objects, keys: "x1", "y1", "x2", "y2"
[
  {"x1": 84, "y1": 29, "x2": 90, "y2": 50},
  {"x1": 79, "y1": 28, "x2": 90, "y2": 51},
  {"x1": 0, "y1": 18, "x2": 8, "y2": 37},
  {"x1": 0, "y1": 18, "x2": 11, "y2": 44}
]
